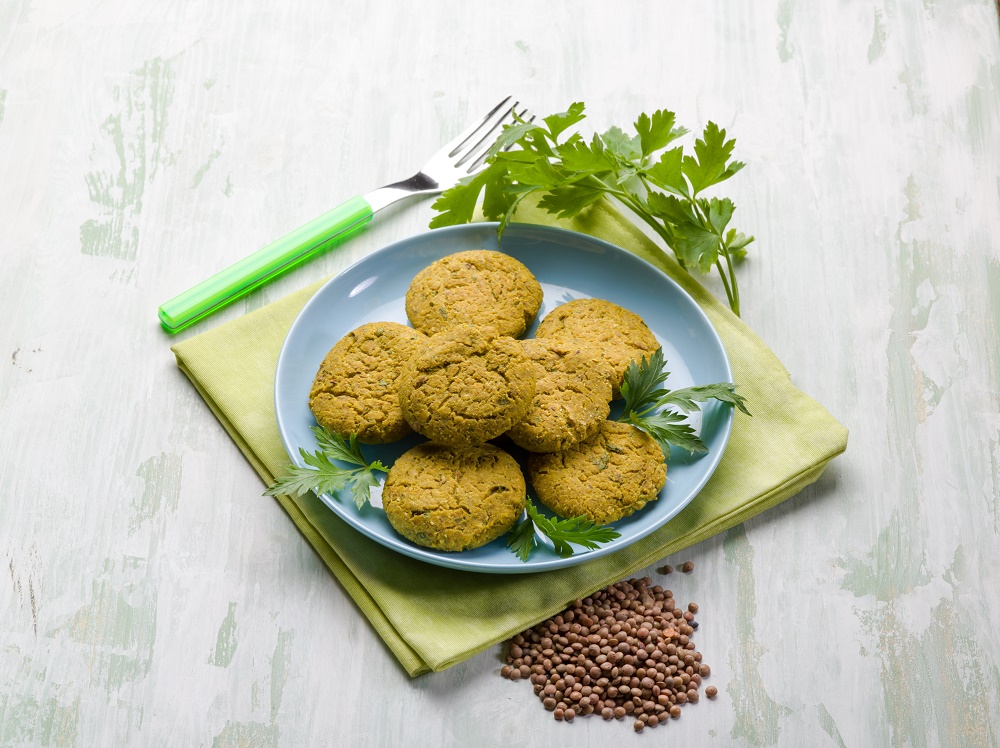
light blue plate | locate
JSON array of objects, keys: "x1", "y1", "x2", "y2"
[{"x1": 274, "y1": 223, "x2": 734, "y2": 574}]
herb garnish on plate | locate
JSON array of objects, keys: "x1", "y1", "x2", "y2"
[
  {"x1": 618, "y1": 348, "x2": 750, "y2": 457},
  {"x1": 507, "y1": 498, "x2": 622, "y2": 562},
  {"x1": 265, "y1": 426, "x2": 388, "y2": 509},
  {"x1": 266, "y1": 427, "x2": 621, "y2": 561}
]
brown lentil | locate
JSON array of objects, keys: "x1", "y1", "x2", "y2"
[
  {"x1": 656, "y1": 564, "x2": 673, "y2": 574},
  {"x1": 501, "y1": 577, "x2": 712, "y2": 730},
  {"x1": 706, "y1": 686, "x2": 718, "y2": 699},
  {"x1": 681, "y1": 561, "x2": 695, "y2": 573}
]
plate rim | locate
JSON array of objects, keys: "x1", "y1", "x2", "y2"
[{"x1": 274, "y1": 222, "x2": 734, "y2": 574}]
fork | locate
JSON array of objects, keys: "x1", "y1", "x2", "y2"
[{"x1": 158, "y1": 96, "x2": 526, "y2": 334}]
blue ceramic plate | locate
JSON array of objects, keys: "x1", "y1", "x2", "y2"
[{"x1": 274, "y1": 223, "x2": 734, "y2": 574}]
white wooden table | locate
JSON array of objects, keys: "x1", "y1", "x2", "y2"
[{"x1": 2, "y1": 2, "x2": 999, "y2": 745}]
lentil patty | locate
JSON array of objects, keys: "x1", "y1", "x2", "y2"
[
  {"x1": 528, "y1": 421, "x2": 667, "y2": 524},
  {"x1": 309, "y1": 321, "x2": 425, "y2": 443},
  {"x1": 405, "y1": 249, "x2": 543, "y2": 337},
  {"x1": 534, "y1": 298, "x2": 660, "y2": 398},
  {"x1": 382, "y1": 442, "x2": 526, "y2": 552},
  {"x1": 506, "y1": 338, "x2": 614, "y2": 453},
  {"x1": 399, "y1": 323, "x2": 536, "y2": 446}
]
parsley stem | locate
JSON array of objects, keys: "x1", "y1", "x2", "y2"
[
  {"x1": 689, "y1": 198, "x2": 741, "y2": 318},
  {"x1": 612, "y1": 188, "x2": 679, "y2": 258},
  {"x1": 714, "y1": 258, "x2": 736, "y2": 314},
  {"x1": 585, "y1": 174, "x2": 677, "y2": 251},
  {"x1": 721, "y1": 246, "x2": 740, "y2": 316}
]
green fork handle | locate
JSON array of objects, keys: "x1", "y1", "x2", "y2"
[{"x1": 158, "y1": 195, "x2": 374, "y2": 334}]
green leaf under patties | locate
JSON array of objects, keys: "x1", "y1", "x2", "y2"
[
  {"x1": 617, "y1": 348, "x2": 748, "y2": 458},
  {"x1": 620, "y1": 348, "x2": 670, "y2": 416},
  {"x1": 507, "y1": 498, "x2": 621, "y2": 562},
  {"x1": 660, "y1": 383, "x2": 751, "y2": 416},
  {"x1": 266, "y1": 428, "x2": 388, "y2": 509},
  {"x1": 507, "y1": 515, "x2": 538, "y2": 562},
  {"x1": 527, "y1": 501, "x2": 621, "y2": 558},
  {"x1": 623, "y1": 409, "x2": 708, "y2": 456}
]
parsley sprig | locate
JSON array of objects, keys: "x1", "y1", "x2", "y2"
[
  {"x1": 619, "y1": 348, "x2": 750, "y2": 456},
  {"x1": 265, "y1": 427, "x2": 389, "y2": 509},
  {"x1": 430, "y1": 102, "x2": 754, "y2": 315},
  {"x1": 507, "y1": 497, "x2": 622, "y2": 562}
]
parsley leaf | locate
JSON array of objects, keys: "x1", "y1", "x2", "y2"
[
  {"x1": 430, "y1": 102, "x2": 754, "y2": 316},
  {"x1": 681, "y1": 121, "x2": 745, "y2": 195},
  {"x1": 557, "y1": 135, "x2": 613, "y2": 173},
  {"x1": 661, "y1": 383, "x2": 751, "y2": 416},
  {"x1": 620, "y1": 348, "x2": 671, "y2": 415},
  {"x1": 617, "y1": 349, "x2": 750, "y2": 457},
  {"x1": 543, "y1": 101, "x2": 587, "y2": 139},
  {"x1": 636, "y1": 109, "x2": 687, "y2": 158},
  {"x1": 537, "y1": 183, "x2": 606, "y2": 219},
  {"x1": 507, "y1": 512, "x2": 540, "y2": 562},
  {"x1": 311, "y1": 426, "x2": 369, "y2": 464},
  {"x1": 429, "y1": 168, "x2": 494, "y2": 228},
  {"x1": 601, "y1": 125, "x2": 641, "y2": 161},
  {"x1": 486, "y1": 119, "x2": 544, "y2": 160},
  {"x1": 507, "y1": 498, "x2": 621, "y2": 562},
  {"x1": 265, "y1": 427, "x2": 388, "y2": 509},
  {"x1": 622, "y1": 408, "x2": 708, "y2": 455},
  {"x1": 645, "y1": 147, "x2": 686, "y2": 195}
]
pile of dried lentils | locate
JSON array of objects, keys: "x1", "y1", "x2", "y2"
[{"x1": 501, "y1": 573, "x2": 716, "y2": 732}]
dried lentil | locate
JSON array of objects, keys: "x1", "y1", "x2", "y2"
[{"x1": 501, "y1": 578, "x2": 712, "y2": 730}]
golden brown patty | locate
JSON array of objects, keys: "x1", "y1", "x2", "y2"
[
  {"x1": 405, "y1": 250, "x2": 543, "y2": 337},
  {"x1": 528, "y1": 421, "x2": 667, "y2": 525},
  {"x1": 382, "y1": 442, "x2": 526, "y2": 552},
  {"x1": 506, "y1": 338, "x2": 614, "y2": 453},
  {"x1": 308, "y1": 322, "x2": 425, "y2": 444},
  {"x1": 534, "y1": 298, "x2": 660, "y2": 398},
  {"x1": 399, "y1": 324, "x2": 536, "y2": 446}
]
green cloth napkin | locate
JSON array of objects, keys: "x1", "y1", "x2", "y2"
[{"x1": 171, "y1": 199, "x2": 848, "y2": 677}]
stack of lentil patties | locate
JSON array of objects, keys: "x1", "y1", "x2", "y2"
[{"x1": 307, "y1": 249, "x2": 668, "y2": 553}]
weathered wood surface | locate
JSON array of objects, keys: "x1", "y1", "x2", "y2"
[{"x1": 1, "y1": 1, "x2": 998, "y2": 745}]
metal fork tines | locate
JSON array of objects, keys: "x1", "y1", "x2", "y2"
[{"x1": 365, "y1": 97, "x2": 528, "y2": 212}]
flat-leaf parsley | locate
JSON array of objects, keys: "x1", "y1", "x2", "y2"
[
  {"x1": 507, "y1": 497, "x2": 622, "y2": 562},
  {"x1": 619, "y1": 349, "x2": 750, "y2": 457},
  {"x1": 431, "y1": 103, "x2": 754, "y2": 315},
  {"x1": 265, "y1": 427, "x2": 389, "y2": 509}
]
